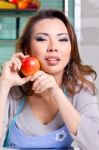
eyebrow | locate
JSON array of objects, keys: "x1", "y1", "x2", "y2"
[
  {"x1": 57, "y1": 33, "x2": 69, "y2": 36},
  {"x1": 35, "y1": 33, "x2": 69, "y2": 36}
]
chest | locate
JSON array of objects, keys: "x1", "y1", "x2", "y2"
[
  {"x1": 29, "y1": 97, "x2": 59, "y2": 125},
  {"x1": 17, "y1": 99, "x2": 64, "y2": 136}
]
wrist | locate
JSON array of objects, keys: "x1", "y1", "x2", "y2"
[
  {"x1": 0, "y1": 76, "x2": 12, "y2": 89},
  {"x1": 51, "y1": 86, "x2": 62, "y2": 97}
]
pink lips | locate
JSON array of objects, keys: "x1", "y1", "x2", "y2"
[{"x1": 45, "y1": 56, "x2": 60, "y2": 66}]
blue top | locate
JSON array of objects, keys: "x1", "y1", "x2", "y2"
[{"x1": 3, "y1": 96, "x2": 73, "y2": 149}]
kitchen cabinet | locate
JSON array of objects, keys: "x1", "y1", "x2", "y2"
[
  {"x1": 0, "y1": 0, "x2": 65, "y2": 64},
  {"x1": 0, "y1": 9, "x2": 37, "y2": 65},
  {"x1": 0, "y1": 9, "x2": 37, "y2": 40}
]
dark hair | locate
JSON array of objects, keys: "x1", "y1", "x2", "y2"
[{"x1": 16, "y1": 9, "x2": 97, "y2": 97}]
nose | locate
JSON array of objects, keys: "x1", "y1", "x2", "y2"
[
  {"x1": 47, "y1": 48, "x2": 58, "y2": 52},
  {"x1": 47, "y1": 40, "x2": 58, "y2": 52}
]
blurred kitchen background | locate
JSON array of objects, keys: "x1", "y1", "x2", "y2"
[{"x1": 0, "y1": 0, "x2": 99, "y2": 100}]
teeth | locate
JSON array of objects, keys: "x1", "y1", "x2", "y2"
[{"x1": 48, "y1": 58, "x2": 58, "y2": 61}]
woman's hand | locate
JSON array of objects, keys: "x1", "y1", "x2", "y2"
[
  {"x1": 30, "y1": 70, "x2": 59, "y2": 95},
  {"x1": 1, "y1": 52, "x2": 32, "y2": 88}
]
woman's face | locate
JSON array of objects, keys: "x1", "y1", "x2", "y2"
[{"x1": 30, "y1": 18, "x2": 71, "y2": 75}]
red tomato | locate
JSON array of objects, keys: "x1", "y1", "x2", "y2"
[
  {"x1": 9, "y1": 0, "x2": 18, "y2": 4},
  {"x1": 21, "y1": 56, "x2": 40, "y2": 76}
]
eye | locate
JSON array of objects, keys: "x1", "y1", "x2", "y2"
[
  {"x1": 35, "y1": 37, "x2": 47, "y2": 41},
  {"x1": 59, "y1": 38, "x2": 69, "y2": 42}
]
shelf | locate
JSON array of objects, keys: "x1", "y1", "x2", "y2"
[
  {"x1": 0, "y1": 8, "x2": 38, "y2": 40},
  {"x1": 0, "y1": 8, "x2": 38, "y2": 17},
  {"x1": 0, "y1": 39, "x2": 16, "y2": 41}
]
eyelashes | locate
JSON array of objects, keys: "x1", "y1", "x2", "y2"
[
  {"x1": 59, "y1": 38, "x2": 69, "y2": 42},
  {"x1": 35, "y1": 36, "x2": 69, "y2": 42},
  {"x1": 36, "y1": 38, "x2": 69, "y2": 42},
  {"x1": 35, "y1": 37, "x2": 47, "y2": 41}
]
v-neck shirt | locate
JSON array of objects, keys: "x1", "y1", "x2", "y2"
[{"x1": 16, "y1": 100, "x2": 64, "y2": 136}]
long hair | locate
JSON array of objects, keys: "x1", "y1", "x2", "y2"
[{"x1": 15, "y1": 9, "x2": 97, "y2": 97}]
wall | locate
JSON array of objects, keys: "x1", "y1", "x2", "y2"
[{"x1": 80, "y1": 0, "x2": 99, "y2": 99}]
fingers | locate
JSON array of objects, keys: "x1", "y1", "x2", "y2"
[
  {"x1": 30, "y1": 70, "x2": 57, "y2": 94},
  {"x1": 10, "y1": 52, "x2": 29, "y2": 71},
  {"x1": 12, "y1": 52, "x2": 29, "y2": 60},
  {"x1": 10, "y1": 57, "x2": 22, "y2": 71},
  {"x1": 33, "y1": 78, "x2": 52, "y2": 93},
  {"x1": 0, "y1": 52, "x2": 32, "y2": 87},
  {"x1": 30, "y1": 70, "x2": 45, "y2": 82},
  {"x1": 32, "y1": 73, "x2": 48, "y2": 91}
]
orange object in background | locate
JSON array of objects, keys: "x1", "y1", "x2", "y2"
[
  {"x1": 0, "y1": 0, "x2": 41, "y2": 10},
  {"x1": 18, "y1": 0, "x2": 29, "y2": 9},
  {"x1": 23, "y1": 0, "x2": 32, "y2": 5},
  {"x1": 17, "y1": 0, "x2": 40, "y2": 10}
]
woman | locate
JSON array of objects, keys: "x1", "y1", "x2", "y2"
[{"x1": 0, "y1": 9, "x2": 99, "y2": 150}]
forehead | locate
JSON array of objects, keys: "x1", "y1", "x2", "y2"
[{"x1": 33, "y1": 18, "x2": 68, "y2": 33}]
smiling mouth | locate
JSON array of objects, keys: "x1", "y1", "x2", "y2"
[{"x1": 45, "y1": 57, "x2": 60, "y2": 66}]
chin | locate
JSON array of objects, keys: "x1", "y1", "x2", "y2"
[{"x1": 41, "y1": 67, "x2": 63, "y2": 75}]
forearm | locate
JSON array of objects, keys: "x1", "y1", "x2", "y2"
[
  {"x1": 0, "y1": 77, "x2": 11, "y2": 139},
  {"x1": 52, "y1": 87, "x2": 80, "y2": 135},
  {"x1": 72, "y1": 115, "x2": 99, "y2": 150}
]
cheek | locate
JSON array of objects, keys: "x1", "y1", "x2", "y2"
[
  {"x1": 30, "y1": 42, "x2": 41, "y2": 56},
  {"x1": 63, "y1": 45, "x2": 71, "y2": 58},
  {"x1": 62, "y1": 45, "x2": 71, "y2": 64},
  {"x1": 31, "y1": 48, "x2": 40, "y2": 56},
  {"x1": 31, "y1": 41, "x2": 47, "y2": 56},
  {"x1": 64, "y1": 50, "x2": 71, "y2": 58}
]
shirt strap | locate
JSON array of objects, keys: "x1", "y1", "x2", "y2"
[
  {"x1": 3, "y1": 96, "x2": 26, "y2": 147},
  {"x1": 62, "y1": 85, "x2": 67, "y2": 96},
  {"x1": 10, "y1": 96, "x2": 26, "y2": 128}
]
